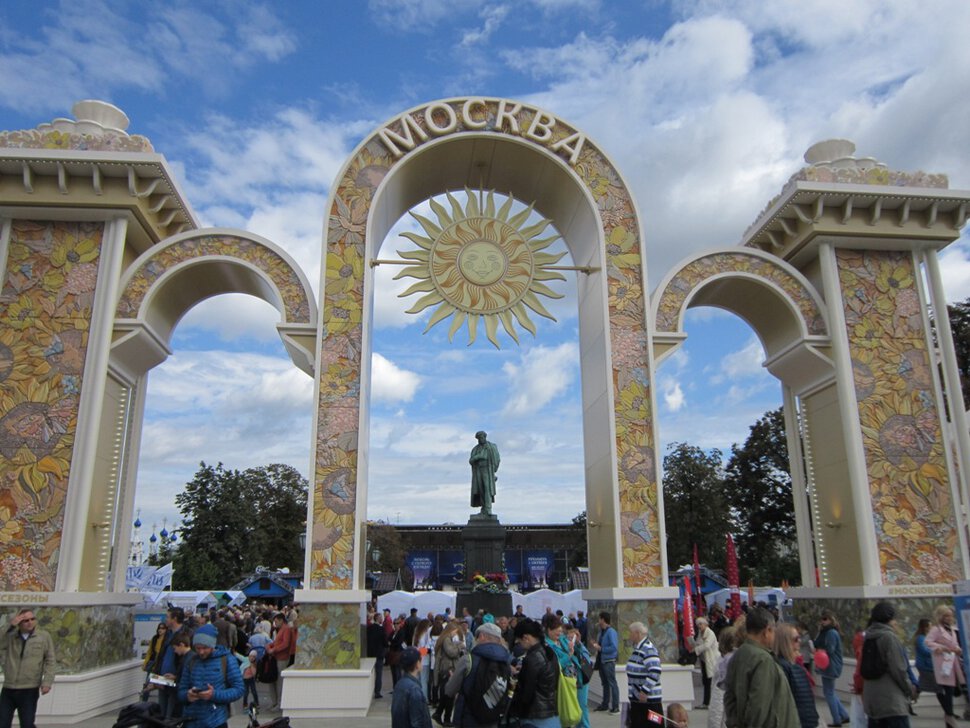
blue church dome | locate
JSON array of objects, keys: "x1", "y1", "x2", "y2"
[
  {"x1": 149, "y1": 533, "x2": 157, "y2": 543},
  {"x1": 134, "y1": 517, "x2": 142, "y2": 528}
]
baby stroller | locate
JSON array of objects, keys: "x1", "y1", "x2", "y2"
[
  {"x1": 112, "y1": 702, "x2": 185, "y2": 728},
  {"x1": 246, "y1": 705, "x2": 290, "y2": 728}
]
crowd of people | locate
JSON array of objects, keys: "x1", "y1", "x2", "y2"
[{"x1": 137, "y1": 603, "x2": 299, "y2": 727}]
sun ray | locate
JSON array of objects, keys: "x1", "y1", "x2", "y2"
[
  {"x1": 399, "y1": 279, "x2": 437, "y2": 297},
  {"x1": 520, "y1": 219, "x2": 554, "y2": 240},
  {"x1": 429, "y1": 198, "x2": 453, "y2": 227},
  {"x1": 464, "y1": 187, "x2": 480, "y2": 218},
  {"x1": 507, "y1": 202, "x2": 535, "y2": 229},
  {"x1": 484, "y1": 314, "x2": 501, "y2": 348},
  {"x1": 522, "y1": 291, "x2": 556, "y2": 320},
  {"x1": 468, "y1": 314, "x2": 479, "y2": 345},
  {"x1": 511, "y1": 304, "x2": 537, "y2": 336},
  {"x1": 448, "y1": 311, "x2": 466, "y2": 342},
  {"x1": 397, "y1": 249, "x2": 429, "y2": 262},
  {"x1": 498, "y1": 311, "x2": 519, "y2": 343},
  {"x1": 530, "y1": 281, "x2": 565, "y2": 299},
  {"x1": 400, "y1": 231, "x2": 433, "y2": 250},
  {"x1": 529, "y1": 235, "x2": 559, "y2": 251},
  {"x1": 447, "y1": 191, "x2": 465, "y2": 221},
  {"x1": 393, "y1": 265, "x2": 431, "y2": 280},
  {"x1": 409, "y1": 211, "x2": 442, "y2": 239},
  {"x1": 424, "y1": 302, "x2": 456, "y2": 332},
  {"x1": 405, "y1": 291, "x2": 444, "y2": 314},
  {"x1": 496, "y1": 194, "x2": 514, "y2": 222},
  {"x1": 484, "y1": 190, "x2": 496, "y2": 218}
]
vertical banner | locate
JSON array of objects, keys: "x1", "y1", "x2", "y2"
[
  {"x1": 725, "y1": 534, "x2": 741, "y2": 620},
  {"x1": 405, "y1": 551, "x2": 436, "y2": 588},
  {"x1": 524, "y1": 550, "x2": 554, "y2": 587},
  {"x1": 682, "y1": 576, "x2": 695, "y2": 639}
]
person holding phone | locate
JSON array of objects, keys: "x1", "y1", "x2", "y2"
[{"x1": 177, "y1": 624, "x2": 244, "y2": 728}]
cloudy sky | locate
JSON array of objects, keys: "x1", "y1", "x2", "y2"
[{"x1": 3, "y1": 0, "x2": 970, "y2": 541}]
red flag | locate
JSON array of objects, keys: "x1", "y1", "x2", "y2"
[
  {"x1": 646, "y1": 710, "x2": 665, "y2": 725},
  {"x1": 726, "y1": 534, "x2": 741, "y2": 620},
  {"x1": 692, "y1": 543, "x2": 705, "y2": 616},
  {"x1": 682, "y1": 576, "x2": 695, "y2": 639}
]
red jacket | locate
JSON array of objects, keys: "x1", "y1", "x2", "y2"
[{"x1": 268, "y1": 623, "x2": 296, "y2": 661}]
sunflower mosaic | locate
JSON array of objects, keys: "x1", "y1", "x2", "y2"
[
  {"x1": 837, "y1": 249, "x2": 960, "y2": 584},
  {"x1": 394, "y1": 190, "x2": 566, "y2": 348}
]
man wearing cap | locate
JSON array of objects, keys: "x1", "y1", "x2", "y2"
[
  {"x1": 392, "y1": 647, "x2": 433, "y2": 728},
  {"x1": 862, "y1": 602, "x2": 915, "y2": 727},
  {"x1": 177, "y1": 624, "x2": 244, "y2": 728},
  {"x1": 0, "y1": 608, "x2": 56, "y2": 728},
  {"x1": 445, "y1": 622, "x2": 512, "y2": 728}
]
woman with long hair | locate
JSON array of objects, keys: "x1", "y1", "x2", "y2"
[
  {"x1": 412, "y1": 618, "x2": 433, "y2": 702},
  {"x1": 429, "y1": 616, "x2": 444, "y2": 707},
  {"x1": 815, "y1": 609, "x2": 849, "y2": 726},
  {"x1": 542, "y1": 614, "x2": 589, "y2": 728},
  {"x1": 774, "y1": 622, "x2": 819, "y2": 728},
  {"x1": 926, "y1": 605, "x2": 965, "y2": 728},
  {"x1": 708, "y1": 625, "x2": 742, "y2": 728},
  {"x1": 432, "y1": 621, "x2": 464, "y2": 727},
  {"x1": 140, "y1": 622, "x2": 167, "y2": 701}
]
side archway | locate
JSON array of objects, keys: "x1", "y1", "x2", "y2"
[
  {"x1": 652, "y1": 249, "x2": 832, "y2": 394},
  {"x1": 112, "y1": 228, "x2": 317, "y2": 377}
]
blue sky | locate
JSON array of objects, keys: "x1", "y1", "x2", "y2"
[{"x1": 3, "y1": 0, "x2": 970, "y2": 540}]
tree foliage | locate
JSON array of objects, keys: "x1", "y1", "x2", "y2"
[
  {"x1": 172, "y1": 462, "x2": 308, "y2": 589},
  {"x1": 366, "y1": 519, "x2": 406, "y2": 574},
  {"x1": 662, "y1": 443, "x2": 730, "y2": 572},
  {"x1": 723, "y1": 408, "x2": 799, "y2": 585},
  {"x1": 570, "y1": 510, "x2": 589, "y2": 568}
]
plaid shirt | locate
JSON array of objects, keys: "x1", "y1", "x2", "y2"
[{"x1": 627, "y1": 636, "x2": 662, "y2": 703}]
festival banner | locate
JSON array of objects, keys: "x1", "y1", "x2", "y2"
[
  {"x1": 725, "y1": 534, "x2": 741, "y2": 620},
  {"x1": 126, "y1": 563, "x2": 173, "y2": 592},
  {"x1": 682, "y1": 576, "x2": 695, "y2": 639},
  {"x1": 405, "y1": 551, "x2": 436, "y2": 588},
  {"x1": 524, "y1": 550, "x2": 554, "y2": 587}
]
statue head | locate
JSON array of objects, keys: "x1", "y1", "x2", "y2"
[{"x1": 475, "y1": 430, "x2": 487, "y2": 443}]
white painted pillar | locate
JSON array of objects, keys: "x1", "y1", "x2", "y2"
[
  {"x1": 56, "y1": 216, "x2": 129, "y2": 592},
  {"x1": 817, "y1": 242, "x2": 881, "y2": 586},
  {"x1": 782, "y1": 384, "x2": 817, "y2": 587}
]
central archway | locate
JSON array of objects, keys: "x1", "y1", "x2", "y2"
[{"x1": 301, "y1": 99, "x2": 674, "y2": 674}]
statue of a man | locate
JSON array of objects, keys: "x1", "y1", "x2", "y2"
[{"x1": 469, "y1": 430, "x2": 500, "y2": 516}]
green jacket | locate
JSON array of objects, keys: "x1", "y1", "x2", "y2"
[
  {"x1": 724, "y1": 639, "x2": 798, "y2": 728},
  {"x1": 1, "y1": 626, "x2": 57, "y2": 690}
]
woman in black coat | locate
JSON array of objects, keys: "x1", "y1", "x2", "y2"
[
  {"x1": 510, "y1": 619, "x2": 559, "y2": 727},
  {"x1": 774, "y1": 622, "x2": 819, "y2": 728}
]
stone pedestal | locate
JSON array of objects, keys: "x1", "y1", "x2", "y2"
[
  {"x1": 462, "y1": 514, "x2": 506, "y2": 576},
  {"x1": 456, "y1": 589, "x2": 513, "y2": 619}
]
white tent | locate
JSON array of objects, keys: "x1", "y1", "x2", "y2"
[
  {"x1": 377, "y1": 590, "x2": 415, "y2": 618},
  {"x1": 562, "y1": 589, "x2": 587, "y2": 618},
  {"x1": 523, "y1": 589, "x2": 564, "y2": 617},
  {"x1": 413, "y1": 590, "x2": 456, "y2": 616},
  {"x1": 511, "y1": 591, "x2": 527, "y2": 615},
  {"x1": 147, "y1": 591, "x2": 218, "y2": 612},
  {"x1": 224, "y1": 590, "x2": 246, "y2": 607}
]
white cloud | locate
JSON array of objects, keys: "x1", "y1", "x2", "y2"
[
  {"x1": 502, "y1": 343, "x2": 579, "y2": 416},
  {"x1": 371, "y1": 353, "x2": 422, "y2": 403},
  {"x1": 460, "y1": 6, "x2": 510, "y2": 48},
  {"x1": 178, "y1": 295, "x2": 283, "y2": 343},
  {"x1": 713, "y1": 336, "x2": 765, "y2": 382},
  {"x1": 661, "y1": 377, "x2": 686, "y2": 412},
  {"x1": 940, "y1": 237, "x2": 970, "y2": 304}
]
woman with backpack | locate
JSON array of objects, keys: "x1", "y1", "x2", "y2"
[
  {"x1": 815, "y1": 610, "x2": 850, "y2": 726},
  {"x1": 926, "y1": 605, "x2": 965, "y2": 728}
]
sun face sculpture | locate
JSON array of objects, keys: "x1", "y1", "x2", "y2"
[{"x1": 395, "y1": 190, "x2": 567, "y2": 348}]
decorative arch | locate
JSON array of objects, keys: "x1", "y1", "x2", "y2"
[
  {"x1": 309, "y1": 97, "x2": 665, "y2": 596},
  {"x1": 651, "y1": 249, "x2": 832, "y2": 393},
  {"x1": 112, "y1": 229, "x2": 317, "y2": 376}
]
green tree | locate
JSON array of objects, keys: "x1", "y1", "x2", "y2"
[
  {"x1": 570, "y1": 510, "x2": 589, "y2": 568},
  {"x1": 662, "y1": 443, "x2": 729, "y2": 573},
  {"x1": 947, "y1": 298, "x2": 970, "y2": 409},
  {"x1": 172, "y1": 462, "x2": 307, "y2": 589},
  {"x1": 365, "y1": 519, "x2": 405, "y2": 574},
  {"x1": 723, "y1": 408, "x2": 799, "y2": 586}
]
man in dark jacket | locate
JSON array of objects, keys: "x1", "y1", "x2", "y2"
[
  {"x1": 392, "y1": 648, "x2": 432, "y2": 728},
  {"x1": 154, "y1": 607, "x2": 193, "y2": 719},
  {"x1": 509, "y1": 619, "x2": 558, "y2": 724},
  {"x1": 862, "y1": 602, "x2": 914, "y2": 726},
  {"x1": 367, "y1": 612, "x2": 388, "y2": 699},
  {"x1": 445, "y1": 622, "x2": 511, "y2": 727}
]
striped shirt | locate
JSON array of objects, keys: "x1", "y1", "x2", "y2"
[{"x1": 627, "y1": 636, "x2": 662, "y2": 703}]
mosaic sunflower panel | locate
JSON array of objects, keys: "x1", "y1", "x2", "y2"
[
  {"x1": 312, "y1": 99, "x2": 662, "y2": 588},
  {"x1": 585, "y1": 599, "x2": 677, "y2": 664},
  {"x1": 654, "y1": 252, "x2": 826, "y2": 335},
  {"x1": 293, "y1": 602, "x2": 361, "y2": 669},
  {"x1": 837, "y1": 249, "x2": 961, "y2": 584},
  {"x1": 0, "y1": 221, "x2": 104, "y2": 591},
  {"x1": 0, "y1": 604, "x2": 133, "y2": 674},
  {"x1": 116, "y1": 234, "x2": 311, "y2": 323}
]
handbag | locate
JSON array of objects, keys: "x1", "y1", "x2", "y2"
[
  {"x1": 579, "y1": 655, "x2": 595, "y2": 685},
  {"x1": 557, "y1": 665, "x2": 582, "y2": 728}
]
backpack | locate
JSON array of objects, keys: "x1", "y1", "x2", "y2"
[
  {"x1": 462, "y1": 654, "x2": 511, "y2": 725},
  {"x1": 859, "y1": 635, "x2": 887, "y2": 680},
  {"x1": 257, "y1": 651, "x2": 279, "y2": 683}
]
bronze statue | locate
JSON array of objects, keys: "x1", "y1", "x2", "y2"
[{"x1": 469, "y1": 430, "x2": 500, "y2": 516}]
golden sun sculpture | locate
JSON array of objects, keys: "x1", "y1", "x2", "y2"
[{"x1": 395, "y1": 190, "x2": 567, "y2": 348}]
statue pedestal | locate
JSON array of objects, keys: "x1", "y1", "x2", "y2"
[
  {"x1": 457, "y1": 514, "x2": 512, "y2": 617},
  {"x1": 463, "y1": 514, "x2": 506, "y2": 575}
]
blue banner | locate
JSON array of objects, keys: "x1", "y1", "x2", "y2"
[
  {"x1": 437, "y1": 550, "x2": 464, "y2": 583},
  {"x1": 523, "y1": 550, "x2": 554, "y2": 587},
  {"x1": 405, "y1": 551, "x2": 437, "y2": 588}
]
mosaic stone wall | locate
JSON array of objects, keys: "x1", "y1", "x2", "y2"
[
  {"x1": 0, "y1": 604, "x2": 134, "y2": 674},
  {"x1": 837, "y1": 249, "x2": 961, "y2": 584},
  {"x1": 311, "y1": 99, "x2": 662, "y2": 589},
  {"x1": 654, "y1": 251, "x2": 826, "y2": 336},
  {"x1": 0, "y1": 128, "x2": 152, "y2": 154},
  {"x1": 293, "y1": 602, "x2": 360, "y2": 670},
  {"x1": 792, "y1": 596, "x2": 951, "y2": 661},
  {"x1": 116, "y1": 233, "x2": 312, "y2": 324},
  {"x1": 0, "y1": 221, "x2": 104, "y2": 590},
  {"x1": 586, "y1": 599, "x2": 678, "y2": 664}
]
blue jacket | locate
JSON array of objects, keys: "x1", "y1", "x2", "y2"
[
  {"x1": 177, "y1": 646, "x2": 244, "y2": 728},
  {"x1": 778, "y1": 658, "x2": 818, "y2": 728},
  {"x1": 599, "y1": 625, "x2": 618, "y2": 661},
  {"x1": 915, "y1": 634, "x2": 933, "y2": 672},
  {"x1": 815, "y1": 626, "x2": 844, "y2": 679},
  {"x1": 391, "y1": 673, "x2": 432, "y2": 728},
  {"x1": 452, "y1": 641, "x2": 512, "y2": 727}
]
